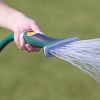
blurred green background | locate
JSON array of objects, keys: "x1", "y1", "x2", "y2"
[{"x1": 0, "y1": 0, "x2": 100, "y2": 100}]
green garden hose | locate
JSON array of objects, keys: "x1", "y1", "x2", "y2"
[{"x1": 0, "y1": 34, "x2": 14, "y2": 51}]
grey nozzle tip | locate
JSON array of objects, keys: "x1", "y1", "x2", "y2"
[{"x1": 43, "y1": 37, "x2": 79, "y2": 57}]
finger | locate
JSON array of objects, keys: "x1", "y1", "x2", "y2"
[
  {"x1": 20, "y1": 38, "x2": 26, "y2": 50},
  {"x1": 14, "y1": 32, "x2": 20, "y2": 49},
  {"x1": 25, "y1": 44, "x2": 40, "y2": 52},
  {"x1": 30, "y1": 21, "x2": 42, "y2": 33}
]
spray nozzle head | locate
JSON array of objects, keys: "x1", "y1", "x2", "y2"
[{"x1": 43, "y1": 37, "x2": 79, "y2": 57}]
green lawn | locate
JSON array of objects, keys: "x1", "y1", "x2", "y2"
[{"x1": 0, "y1": 0, "x2": 100, "y2": 100}]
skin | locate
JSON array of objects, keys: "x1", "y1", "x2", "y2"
[{"x1": 0, "y1": 2, "x2": 43, "y2": 52}]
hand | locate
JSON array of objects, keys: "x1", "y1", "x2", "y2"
[{"x1": 8, "y1": 12, "x2": 43, "y2": 52}]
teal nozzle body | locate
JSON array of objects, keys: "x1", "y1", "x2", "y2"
[{"x1": 22, "y1": 32, "x2": 79, "y2": 57}]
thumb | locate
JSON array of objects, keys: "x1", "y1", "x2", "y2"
[{"x1": 30, "y1": 22, "x2": 43, "y2": 34}]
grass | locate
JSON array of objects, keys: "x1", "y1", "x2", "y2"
[{"x1": 0, "y1": 0, "x2": 100, "y2": 100}]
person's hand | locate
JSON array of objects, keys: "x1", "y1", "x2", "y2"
[
  {"x1": 0, "y1": 2, "x2": 43, "y2": 52},
  {"x1": 8, "y1": 12, "x2": 43, "y2": 52}
]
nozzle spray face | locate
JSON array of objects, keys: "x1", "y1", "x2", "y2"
[{"x1": 43, "y1": 37, "x2": 79, "y2": 57}]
